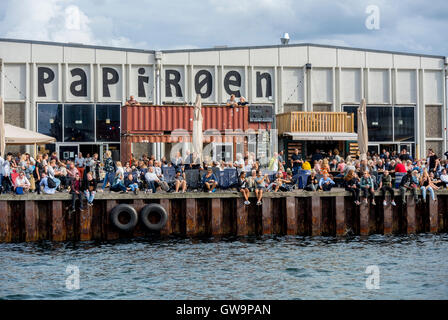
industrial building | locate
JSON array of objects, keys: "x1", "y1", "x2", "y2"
[{"x1": 0, "y1": 38, "x2": 446, "y2": 161}]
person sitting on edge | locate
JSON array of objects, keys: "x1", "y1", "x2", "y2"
[
  {"x1": 344, "y1": 170, "x2": 360, "y2": 205},
  {"x1": 226, "y1": 94, "x2": 238, "y2": 107},
  {"x1": 125, "y1": 95, "x2": 141, "y2": 106},
  {"x1": 70, "y1": 172, "x2": 84, "y2": 213},
  {"x1": 238, "y1": 171, "x2": 250, "y2": 205},
  {"x1": 360, "y1": 171, "x2": 376, "y2": 205},
  {"x1": 399, "y1": 170, "x2": 419, "y2": 204},
  {"x1": 144, "y1": 166, "x2": 160, "y2": 194},
  {"x1": 254, "y1": 170, "x2": 269, "y2": 206},
  {"x1": 267, "y1": 172, "x2": 284, "y2": 192},
  {"x1": 420, "y1": 169, "x2": 438, "y2": 203},
  {"x1": 39, "y1": 172, "x2": 57, "y2": 194},
  {"x1": 379, "y1": 170, "x2": 396, "y2": 206},
  {"x1": 14, "y1": 171, "x2": 30, "y2": 194},
  {"x1": 83, "y1": 172, "x2": 97, "y2": 206},
  {"x1": 123, "y1": 173, "x2": 139, "y2": 195},
  {"x1": 304, "y1": 171, "x2": 319, "y2": 191},
  {"x1": 318, "y1": 172, "x2": 335, "y2": 191},
  {"x1": 173, "y1": 169, "x2": 187, "y2": 193},
  {"x1": 439, "y1": 168, "x2": 448, "y2": 188},
  {"x1": 202, "y1": 167, "x2": 218, "y2": 193}
]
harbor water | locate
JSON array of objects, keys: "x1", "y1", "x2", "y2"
[{"x1": 1, "y1": 234, "x2": 447, "y2": 300}]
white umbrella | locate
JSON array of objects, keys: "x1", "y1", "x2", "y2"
[
  {"x1": 0, "y1": 97, "x2": 5, "y2": 157},
  {"x1": 192, "y1": 94, "x2": 203, "y2": 163},
  {"x1": 357, "y1": 98, "x2": 368, "y2": 161}
]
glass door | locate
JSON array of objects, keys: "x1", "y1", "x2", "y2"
[{"x1": 59, "y1": 145, "x2": 78, "y2": 161}]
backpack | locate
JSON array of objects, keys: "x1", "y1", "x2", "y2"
[{"x1": 47, "y1": 177, "x2": 56, "y2": 189}]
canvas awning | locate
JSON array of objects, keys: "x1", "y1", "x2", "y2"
[
  {"x1": 284, "y1": 132, "x2": 358, "y2": 141},
  {"x1": 4, "y1": 124, "x2": 56, "y2": 145}
]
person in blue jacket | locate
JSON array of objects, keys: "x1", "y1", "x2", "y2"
[
  {"x1": 202, "y1": 167, "x2": 218, "y2": 193},
  {"x1": 318, "y1": 172, "x2": 335, "y2": 191}
]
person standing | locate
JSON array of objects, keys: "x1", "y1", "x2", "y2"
[
  {"x1": 101, "y1": 150, "x2": 115, "y2": 191},
  {"x1": 33, "y1": 154, "x2": 44, "y2": 194},
  {"x1": 290, "y1": 148, "x2": 303, "y2": 176},
  {"x1": 75, "y1": 152, "x2": 85, "y2": 180}
]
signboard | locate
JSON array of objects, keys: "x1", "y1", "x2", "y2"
[{"x1": 249, "y1": 105, "x2": 273, "y2": 123}]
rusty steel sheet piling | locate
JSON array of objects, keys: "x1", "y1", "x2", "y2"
[{"x1": 0, "y1": 190, "x2": 447, "y2": 243}]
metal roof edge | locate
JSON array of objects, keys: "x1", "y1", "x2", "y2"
[
  {"x1": 0, "y1": 38, "x2": 444, "y2": 60},
  {"x1": 0, "y1": 37, "x2": 156, "y2": 54}
]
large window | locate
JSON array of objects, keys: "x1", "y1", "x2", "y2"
[
  {"x1": 394, "y1": 107, "x2": 415, "y2": 142},
  {"x1": 37, "y1": 104, "x2": 63, "y2": 142},
  {"x1": 343, "y1": 105, "x2": 415, "y2": 142},
  {"x1": 38, "y1": 103, "x2": 121, "y2": 144},
  {"x1": 96, "y1": 104, "x2": 120, "y2": 142},
  {"x1": 64, "y1": 104, "x2": 95, "y2": 142},
  {"x1": 367, "y1": 106, "x2": 393, "y2": 141}
]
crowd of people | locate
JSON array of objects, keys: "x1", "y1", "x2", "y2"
[{"x1": 1, "y1": 146, "x2": 447, "y2": 210}]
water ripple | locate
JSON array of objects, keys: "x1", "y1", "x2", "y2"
[{"x1": 1, "y1": 234, "x2": 448, "y2": 299}]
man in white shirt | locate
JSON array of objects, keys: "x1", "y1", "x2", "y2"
[
  {"x1": 145, "y1": 166, "x2": 160, "y2": 193},
  {"x1": 15, "y1": 171, "x2": 31, "y2": 193},
  {"x1": 439, "y1": 169, "x2": 448, "y2": 187}
]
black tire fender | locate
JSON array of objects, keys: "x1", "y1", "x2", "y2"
[
  {"x1": 110, "y1": 204, "x2": 138, "y2": 231},
  {"x1": 140, "y1": 203, "x2": 168, "y2": 231}
]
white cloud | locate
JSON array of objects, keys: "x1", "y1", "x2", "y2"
[
  {"x1": 0, "y1": 0, "x2": 446, "y2": 55},
  {"x1": 0, "y1": 0, "x2": 147, "y2": 48}
]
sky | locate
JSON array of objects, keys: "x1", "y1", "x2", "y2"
[{"x1": 0, "y1": 0, "x2": 446, "y2": 56}]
